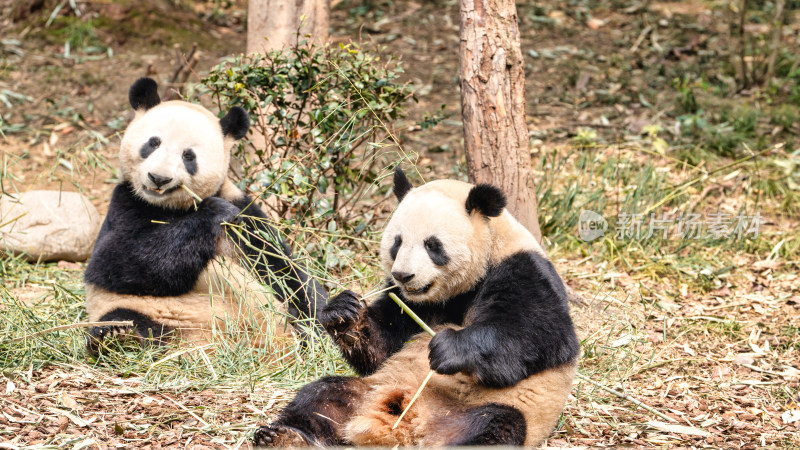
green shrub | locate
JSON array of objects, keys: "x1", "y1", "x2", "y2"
[{"x1": 202, "y1": 41, "x2": 414, "y2": 248}]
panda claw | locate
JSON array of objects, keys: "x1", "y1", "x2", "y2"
[{"x1": 85, "y1": 325, "x2": 138, "y2": 356}]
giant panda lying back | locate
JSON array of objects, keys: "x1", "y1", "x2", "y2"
[
  {"x1": 84, "y1": 78, "x2": 327, "y2": 353},
  {"x1": 254, "y1": 168, "x2": 579, "y2": 447}
]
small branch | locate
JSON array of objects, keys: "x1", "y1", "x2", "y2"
[
  {"x1": 180, "y1": 184, "x2": 203, "y2": 210},
  {"x1": 361, "y1": 285, "x2": 394, "y2": 301},
  {"x1": 575, "y1": 372, "x2": 677, "y2": 423},
  {"x1": 629, "y1": 25, "x2": 652, "y2": 53},
  {"x1": 178, "y1": 52, "x2": 201, "y2": 87},
  {"x1": 165, "y1": 42, "x2": 198, "y2": 100},
  {"x1": 162, "y1": 393, "x2": 212, "y2": 429},
  {"x1": 565, "y1": 286, "x2": 588, "y2": 307},
  {"x1": 392, "y1": 369, "x2": 434, "y2": 429},
  {"x1": 10, "y1": 321, "x2": 134, "y2": 343}
]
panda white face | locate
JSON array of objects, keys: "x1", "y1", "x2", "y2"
[
  {"x1": 118, "y1": 78, "x2": 249, "y2": 210},
  {"x1": 380, "y1": 181, "x2": 493, "y2": 303},
  {"x1": 120, "y1": 102, "x2": 231, "y2": 210}
]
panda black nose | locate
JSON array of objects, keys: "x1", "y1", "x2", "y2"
[
  {"x1": 148, "y1": 173, "x2": 173, "y2": 188},
  {"x1": 392, "y1": 271, "x2": 415, "y2": 284}
]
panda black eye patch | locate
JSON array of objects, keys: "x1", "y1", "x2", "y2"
[
  {"x1": 424, "y1": 236, "x2": 449, "y2": 266},
  {"x1": 140, "y1": 136, "x2": 161, "y2": 159},
  {"x1": 182, "y1": 149, "x2": 197, "y2": 175},
  {"x1": 390, "y1": 235, "x2": 402, "y2": 260}
]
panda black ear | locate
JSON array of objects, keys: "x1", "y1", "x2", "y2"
[
  {"x1": 393, "y1": 166, "x2": 413, "y2": 201},
  {"x1": 465, "y1": 184, "x2": 506, "y2": 217},
  {"x1": 129, "y1": 78, "x2": 161, "y2": 111},
  {"x1": 220, "y1": 107, "x2": 250, "y2": 140}
]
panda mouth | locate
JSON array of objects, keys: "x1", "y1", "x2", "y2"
[
  {"x1": 143, "y1": 185, "x2": 178, "y2": 196},
  {"x1": 404, "y1": 282, "x2": 433, "y2": 295}
]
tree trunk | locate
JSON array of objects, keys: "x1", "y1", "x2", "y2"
[
  {"x1": 243, "y1": 0, "x2": 330, "y2": 179},
  {"x1": 459, "y1": 0, "x2": 542, "y2": 243},
  {"x1": 247, "y1": 0, "x2": 330, "y2": 55}
]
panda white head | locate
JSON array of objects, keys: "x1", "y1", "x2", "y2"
[
  {"x1": 119, "y1": 78, "x2": 250, "y2": 210},
  {"x1": 380, "y1": 168, "x2": 512, "y2": 303}
]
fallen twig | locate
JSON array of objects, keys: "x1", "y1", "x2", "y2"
[
  {"x1": 629, "y1": 25, "x2": 652, "y2": 53},
  {"x1": 575, "y1": 372, "x2": 677, "y2": 423},
  {"x1": 162, "y1": 393, "x2": 212, "y2": 429}
]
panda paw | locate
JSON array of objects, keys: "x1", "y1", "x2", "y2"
[
  {"x1": 320, "y1": 290, "x2": 365, "y2": 340},
  {"x1": 85, "y1": 325, "x2": 134, "y2": 356},
  {"x1": 253, "y1": 424, "x2": 310, "y2": 448},
  {"x1": 201, "y1": 196, "x2": 242, "y2": 225},
  {"x1": 428, "y1": 327, "x2": 468, "y2": 375}
]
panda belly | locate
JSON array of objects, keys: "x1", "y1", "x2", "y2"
[
  {"x1": 343, "y1": 330, "x2": 576, "y2": 447},
  {"x1": 85, "y1": 252, "x2": 293, "y2": 348}
]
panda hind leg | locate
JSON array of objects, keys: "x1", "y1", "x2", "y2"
[
  {"x1": 253, "y1": 424, "x2": 312, "y2": 448},
  {"x1": 433, "y1": 403, "x2": 527, "y2": 446},
  {"x1": 254, "y1": 376, "x2": 366, "y2": 448},
  {"x1": 86, "y1": 308, "x2": 172, "y2": 355}
]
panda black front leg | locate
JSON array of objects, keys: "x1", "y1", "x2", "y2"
[
  {"x1": 428, "y1": 325, "x2": 528, "y2": 388},
  {"x1": 199, "y1": 196, "x2": 242, "y2": 225},
  {"x1": 427, "y1": 327, "x2": 471, "y2": 375},
  {"x1": 319, "y1": 290, "x2": 408, "y2": 375},
  {"x1": 322, "y1": 287, "x2": 432, "y2": 375}
]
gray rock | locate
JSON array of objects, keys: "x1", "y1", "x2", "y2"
[{"x1": 0, "y1": 190, "x2": 101, "y2": 262}]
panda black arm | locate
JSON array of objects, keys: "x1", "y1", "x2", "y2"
[
  {"x1": 228, "y1": 195, "x2": 327, "y2": 321},
  {"x1": 320, "y1": 285, "x2": 428, "y2": 375},
  {"x1": 428, "y1": 251, "x2": 580, "y2": 388},
  {"x1": 85, "y1": 183, "x2": 237, "y2": 296}
]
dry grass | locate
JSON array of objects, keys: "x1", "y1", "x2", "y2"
[
  {"x1": 0, "y1": 253, "x2": 355, "y2": 448},
  {"x1": 536, "y1": 143, "x2": 800, "y2": 448}
]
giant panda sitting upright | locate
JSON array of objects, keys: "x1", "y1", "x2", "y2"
[
  {"x1": 253, "y1": 168, "x2": 579, "y2": 447},
  {"x1": 84, "y1": 78, "x2": 327, "y2": 354}
]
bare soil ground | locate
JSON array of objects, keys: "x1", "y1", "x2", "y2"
[{"x1": 1, "y1": 0, "x2": 799, "y2": 448}]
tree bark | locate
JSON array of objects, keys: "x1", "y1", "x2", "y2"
[
  {"x1": 764, "y1": 0, "x2": 785, "y2": 84},
  {"x1": 459, "y1": 0, "x2": 542, "y2": 242},
  {"x1": 247, "y1": 0, "x2": 330, "y2": 55}
]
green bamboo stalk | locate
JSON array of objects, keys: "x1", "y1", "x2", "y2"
[
  {"x1": 180, "y1": 184, "x2": 203, "y2": 210},
  {"x1": 388, "y1": 292, "x2": 435, "y2": 337}
]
